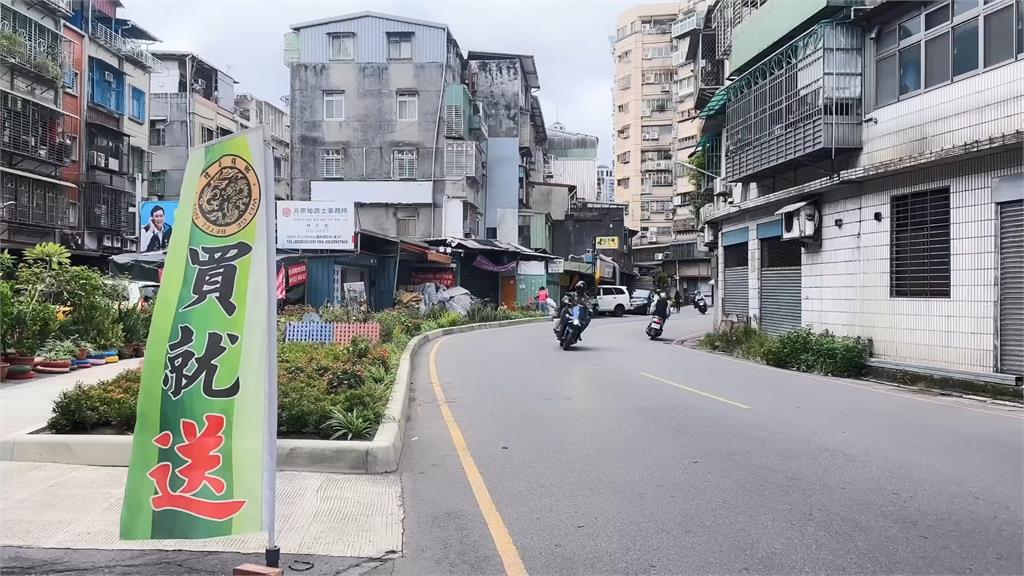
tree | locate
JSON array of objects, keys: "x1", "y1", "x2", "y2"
[
  {"x1": 24, "y1": 242, "x2": 71, "y2": 270},
  {"x1": 687, "y1": 150, "x2": 712, "y2": 228}
]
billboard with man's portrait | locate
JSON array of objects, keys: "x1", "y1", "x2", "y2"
[{"x1": 139, "y1": 201, "x2": 179, "y2": 253}]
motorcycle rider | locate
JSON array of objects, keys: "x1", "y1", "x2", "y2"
[
  {"x1": 554, "y1": 280, "x2": 592, "y2": 340},
  {"x1": 652, "y1": 291, "x2": 671, "y2": 321}
]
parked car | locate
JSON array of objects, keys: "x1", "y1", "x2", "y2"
[
  {"x1": 629, "y1": 289, "x2": 653, "y2": 315},
  {"x1": 594, "y1": 285, "x2": 631, "y2": 317}
]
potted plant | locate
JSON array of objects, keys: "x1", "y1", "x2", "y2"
[
  {"x1": 6, "y1": 296, "x2": 59, "y2": 368},
  {"x1": 117, "y1": 305, "x2": 150, "y2": 359},
  {"x1": 75, "y1": 340, "x2": 92, "y2": 361},
  {"x1": 35, "y1": 338, "x2": 77, "y2": 374},
  {"x1": 0, "y1": 361, "x2": 9, "y2": 381}
]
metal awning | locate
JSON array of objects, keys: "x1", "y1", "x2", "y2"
[
  {"x1": 697, "y1": 86, "x2": 730, "y2": 119},
  {"x1": 774, "y1": 200, "x2": 812, "y2": 215},
  {"x1": 0, "y1": 166, "x2": 78, "y2": 189}
]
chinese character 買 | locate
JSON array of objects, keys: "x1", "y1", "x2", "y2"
[
  {"x1": 182, "y1": 241, "x2": 253, "y2": 316},
  {"x1": 148, "y1": 414, "x2": 246, "y2": 521},
  {"x1": 163, "y1": 325, "x2": 241, "y2": 399}
]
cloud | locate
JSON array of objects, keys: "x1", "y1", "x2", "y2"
[{"x1": 123, "y1": 0, "x2": 634, "y2": 163}]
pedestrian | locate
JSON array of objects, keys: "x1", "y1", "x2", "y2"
[
  {"x1": 673, "y1": 290, "x2": 683, "y2": 313},
  {"x1": 537, "y1": 286, "x2": 549, "y2": 314}
]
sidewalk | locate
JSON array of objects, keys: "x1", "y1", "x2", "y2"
[{"x1": 0, "y1": 358, "x2": 143, "y2": 439}]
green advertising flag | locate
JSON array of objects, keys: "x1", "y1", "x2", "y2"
[{"x1": 121, "y1": 128, "x2": 276, "y2": 540}]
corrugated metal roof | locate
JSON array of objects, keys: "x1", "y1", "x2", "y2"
[{"x1": 290, "y1": 11, "x2": 448, "y2": 31}]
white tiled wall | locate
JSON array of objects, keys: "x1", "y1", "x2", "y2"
[
  {"x1": 861, "y1": 59, "x2": 1024, "y2": 167},
  {"x1": 804, "y1": 150, "x2": 1022, "y2": 374}
]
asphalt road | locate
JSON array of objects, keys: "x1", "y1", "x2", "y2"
[{"x1": 385, "y1": 309, "x2": 1024, "y2": 576}]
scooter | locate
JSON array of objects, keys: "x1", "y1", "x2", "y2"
[
  {"x1": 556, "y1": 303, "x2": 590, "y2": 350},
  {"x1": 646, "y1": 315, "x2": 665, "y2": 340},
  {"x1": 693, "y1": 292, "x2": 708, "y2": 315}
]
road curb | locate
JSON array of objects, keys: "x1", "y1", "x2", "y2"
[{"x1": 0, "y1": 317, "x2": 549, "y2": 473}]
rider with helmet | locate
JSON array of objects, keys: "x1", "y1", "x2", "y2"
[
  {"x1": 554, "y1": 280, "x2": 592, "y2": 339},
  {"x1": 652, "y1": 290, "x2": 671, "y2": 320}
]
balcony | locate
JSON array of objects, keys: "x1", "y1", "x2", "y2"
[
  {"x1": 0, "y1": 4, "x2": 66, "y2": 85},
  {"x1": 84, "y1": 182, "x2": 134, "y2": 234},
  {"x1": 724, "y1": 23, "x2": 863, "y2": 182},
  {"x1": 87, "y1": 124, "x2": 129, "y2": 174},
  {"x1": 90, "y1": 22, "x2": 160, "y2": 71},
  {"x1": 641, "y1": 160, "x2": 673, "y2": 171},
  {"x1": 672, "y1": 12, "x2": 704, "y2": 38},
  {"x1": 1, "y1": 92, "x2": 71, "y2": 165},
  {"x1": 40, "y1": 0, "x2": 73, "y2": 16},
  {"x1": 1, "y1": 169, "x2": 71, "y2": 228}
]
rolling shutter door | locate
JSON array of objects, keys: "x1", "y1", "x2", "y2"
[
  {"x1": 723, "y1": 242, "x2": 749, "y2": 317},
  {"x1": 760, "y1": 239, "x2": 802, "y2": 335},
  {"x1": 459, "y1": 262, "x2": 498, "y2": 305},
  {"x1": 998, "y1": 200, "x2": 1023, "y2": 376}
]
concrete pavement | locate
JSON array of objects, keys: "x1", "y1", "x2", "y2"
[{"x1": 390, "y1": 310, "x2": 1024, "y2": 575}]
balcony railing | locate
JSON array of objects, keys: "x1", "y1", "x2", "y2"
[
  {"x1": 672, "y1": 12, "x2": 704, "y2": 38},
  {"x1": 0, "y1": 5, "x2": 66, "y2": 85},
  {"x1": 90, "y1": 22, "x2": 160, "y2": 71},
  {"x1": 1, "y1": 170, "x2": 71, "y2": 228},
  {"x1": 85, "y1": 182, "x2": 134, "y2": 234},
  {"x1": 724, "y1": 23, "x2": 864, "y2": 181},
  {"x1": 41, "y1": 0, "x2": 73, "y2": 16},
  {"x1": 1, "y1": 92, "x2": 71, "y2": 165}
]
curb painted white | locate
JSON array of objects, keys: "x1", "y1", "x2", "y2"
[{"x1": 0, "y1": 317, "x2": 549, "y2": 473}]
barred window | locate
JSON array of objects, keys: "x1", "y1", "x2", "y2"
[
  {"x1": 890, "y1": 188, "x2": 951, "y2": 298},
  {"x1": 321, "y1": 148, "x2": 344, "y2": 179},
  {"x1": 392, "y1": 149, "x2": 417, "y2": 179}
]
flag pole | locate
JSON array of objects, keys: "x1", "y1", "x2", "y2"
[{"x1": 262, "y1": 127, "x2": 280, "y2": 569}]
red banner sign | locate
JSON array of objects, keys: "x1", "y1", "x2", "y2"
[
  {"x1": 411, "y1": 269, "x2": 455, "y2": 287},
  {"x1": 287, "y1": 263, "x2": 308, "y2": 286}
]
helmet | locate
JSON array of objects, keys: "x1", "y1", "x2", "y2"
[{"x1": 574, "y1": 280, "x2": 587, "y2": 295}]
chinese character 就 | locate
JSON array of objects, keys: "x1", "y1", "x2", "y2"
[
  {"x1": 182, "y1": 241, "x2": 253, "y2": 316},
  {"x1": 148, "y1": 414, "x2": 246, "y2": 521},
  {"x1": 163, "y1": 325, "x2": 240, "y2": 400}
]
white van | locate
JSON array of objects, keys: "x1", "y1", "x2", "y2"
[{"x1": 595, "y1": 285, "x2": 630, "y2": 316}]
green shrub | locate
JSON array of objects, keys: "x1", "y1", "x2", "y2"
[
  {"x1": 761, "y1": 328, "x2": 870, "y2": 377},
  {"x1": 322, "y1": 407, "x2": 380, "y2": 441},
  {"x1": 48, "y1": 369, "x2": 141, "y2": 433},
  {"x1": 699, "y1": 325, "x2": 767, "y2": 360},
  {"x1": 346, "y1": 335, "x2": 372, "y2": 359}
]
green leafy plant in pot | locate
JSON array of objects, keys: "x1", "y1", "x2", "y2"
[
  {"x1": 7, "y1": 295, "x2": 59, "y2": 364},
  {"x1": 36, "y1": 338, "x2": 78, "y2": 373},
  {"x1": 117, "y1": 305, "x2": 151, "y2": 358}
]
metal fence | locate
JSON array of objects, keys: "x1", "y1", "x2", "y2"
[{"x1": 1, "y1": 170, "x2": 70, "y2": 228}]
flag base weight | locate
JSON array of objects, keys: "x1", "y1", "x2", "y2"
[
  {"x1": 232, "y1": 563, "x2": 282, "y2": 576},
  {"x1": 265, "y1": 546, "x2": 281, "y2": 568}
]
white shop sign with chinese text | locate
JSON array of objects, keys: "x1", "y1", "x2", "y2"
[{"x1": 277, "y1": 201, "x2": 355, "y2": 250}]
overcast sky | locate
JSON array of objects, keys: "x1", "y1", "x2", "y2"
[{"x1": 123, "y1": 0, "x2": 638, "y2": 164}]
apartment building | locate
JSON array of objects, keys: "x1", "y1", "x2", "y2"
[
  {"x1": 1, "y1": 0, "x2": 76, "y2": 251},
  {"x1": 694, "y1": 0, "x2": 1023, "y2": 383},
  {"x1": 597, "y1": 163, "x2": 615, "y2": 203},
  {"x1": 285, "y1": 12, "x2": 486, "y2": 239},
  {"x1": 466, "y1": 51, "x2": 549, "y2": 243},
  {"x1": 669, "y1": 0, "x2": 708, "y2": 235},
  {"x1": 546, "y1": 122, "x2": 599, "y2": 201},
  {"x1": 234, "y1": 93, "x2": 290, "y2": 200},
  {"x1": 612, "y1": 3, "x2": 678, "y2": 244},
  {"x1": 149, "y1": 51, "x2": 241, "y2": 200},
  {"x1": 2, "y1": 0, "x2": 160, "y2": 257}
]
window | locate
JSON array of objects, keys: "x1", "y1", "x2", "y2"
[
  {"x1": 64, "y1": 69, "x2": 78, "y2": 94},
  {"x1": 617, "y1": 151, "x2": 631, "y2": 163},
  {"x1": 617, "y1": 103, "x2": 629, "y2": 113},
  {"x1": 642, "y1": 45, "x2": 671, "y2": 59},
  {"x1": 952, "y1": 18, "x2": 979, "y2": 75},
  {"x1": 486, "y1": 227, "x2": 497, "y2": 239},
  {"x1": 129, "y1": 87, "x2": 146, "y2": 123},
  {"x1": 899, "y1": 15, "x2": 921, "y2": 40},
  {"x1": 953, "y1": 0, "x2": 978, "y2": 17},
  {"x1": 324, "y1": 91, "x2": 344, "y2": 120},
  {"x1": 926, "y1": 32, "x2": 951, "y2": 87},
  {"x1": 616, "y1": 75, "x2": 631, "y2": 90},
  {"x1": 899, "y1": 43, "x2": 922, "y2": 94},
  {"x1": 642, "y1": 69, "x2": 672, "y2": 84},
  {"x1": 396, "y1": 91, "x2": 417, "y2": 121},
  {"x1": 392, "y1": 149, "x2": 417, "y2": 179},
  {"x1": 321, "y1": 148, "x2": 343, "y2": 178},
  {"x1": 397, "y1": 216, "x2": 417, "y2": 237},
  {"x1": 890, "y1": 188, "x2": 951, "y2": 298},
  {"x1": 150, "y1": 171, "x2": 166, "y2": 196},
  {"x1": 387, "y1": 33, "x2": 413, "y2": 60},
  {"x1": 617, "y1": 177, "x2": 630, "y2": 187},
  {"x1": 984, "y1": 5, "x2": 1015, "y2": 66},
  {"x1": 68, "y1": 134, "x2": 79, "y2": 161},
  {"x1": 150, "y1": 120, "x2": 166, "y2": 146},
  {"x1": 68, "y1": 200, "x2": 79, "y2": 226},
  {"x1": 329, "y1": 33, "x2": 354, "y2": 61},
  {"x1": 926, "y1": 3, "x2": 950, "y2": 29},
  {"x1": 643, "y1": 97, "x2": 671, "y2": 113},
  {"x1": 876, "y1": 53, "x2": 899, "y2": 105},
  {"x1": 201, "y1": 126, "x2": 215, "y2": 143},
  {"x1": 1018, "y1": 0, "x2": 1023, "y2": 55}
]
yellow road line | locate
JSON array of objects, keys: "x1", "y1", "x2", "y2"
[
  {"x1": 638, "y1": 372, "x2": 751, "y2": 409},
  {"x1": 429, "y1": 337, "x2": 529, "y2": 576}
]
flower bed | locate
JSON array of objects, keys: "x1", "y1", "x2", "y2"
[
  {"x1": 49, "y1": 305, "x2": 542, "y2": 440},
  {"x1": 700, "y1": 325, "x2": 871, "y2": 378}
]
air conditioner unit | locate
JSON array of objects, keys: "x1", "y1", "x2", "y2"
[
  {"x1": 102, "y1": 234, "x2": 113, "y2": 247},
  {"x1": 641, "y1": 23, "x2": 651, "y2": 31},
  {"x1": 104, "y1": 71, "x2": 115, "y2": 84},
  {"x1": 653, "y1": 160, "x2": 670, "y2": 170},
  {"x1": 654, "y1": 252, "x2": 664, "y2": 261},
  {"x1": 778, "y1": 201, "x2": 820, "y2": 241},
  {"x1": 641, "y1": 108, "x2": 652, "y2": 117},
  {"x1": 703, "y1": 222, "x2": 718, "y2": 248}
]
